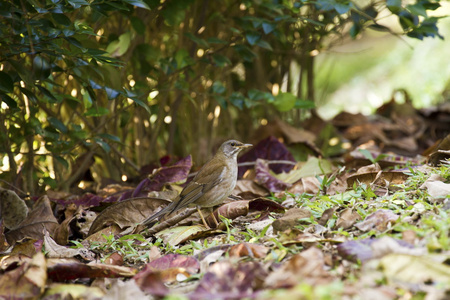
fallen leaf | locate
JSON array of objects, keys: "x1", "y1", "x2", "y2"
[
  {"x1": 47, "y1": 259, "x2": 137, "y2": 281},
  {"x1": 272, "y1": 208, "x2": 311, "y2": 232},
  {"x1": 155, "y1": 225, "x2": 208, "y2": 246},
  {"x1": 228, "y1": 242, "x2": 268, "y2": 258},
  {"x1": 5, "y1": 196, "x2": 58, "y2": 245},
  {"x1": 255, "y1": 159, "x2": 291, "y2": 192},
  {"x1": 44, "y1": 231, "x2": 95, "y2": 260},
  {"x1": 420, "y1": 173, "x2": 450, "y2": 202},
  {"x1": 192, "y1": 261, "x2": 267, "y2": 299},
  {"x1": 43, "y1": 283, "x2": 104, "y2": 299},
  {"x1": 336, "y1": 208, "x2": 361, "y2": 229},
  {"x1": 0, "y1": 188, "x2": 28, "y2": 230},
  {"x1": 238, "y1": 136, "x2": 296, "y2": 177},
  {"x1": 0, "y1": 252, "x2": 47, "y2": 298},
  {"x1": 265, "y1": 247, "x2": 333, "y2": 288},
  {"x1": 380, "y1": 254, "x2": 450, "y2": 285},
  {"x1": 102, "y1": 279, "x2": 151, "y2": 300},
  {"x1": 355, "y1": 209, "x2": 399, "y2": 232},
  {"x1": 131, "y1": 155, "x2": 192, "y2": 198},
  {"x1": 88, "y1": 197, "x2": 170, "y2": 235}
]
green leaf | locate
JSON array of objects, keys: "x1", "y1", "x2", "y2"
[
  {"x1": 85, "y1": 106, "x2": 110, "y2": 117},
  {"x1": 212, "y1": 54, "x2": 231, "y2": 67},
  {"x1": 98, "y1": 133, "x2": 121, "y2": 142},
  {"x1": 273, "y1": 92, "x2": 296, "y2": 112},
  {"x1": 68, "y1": 0, "x2": 89, "y2": 9},
  {"x1": 294, "y1": 99, "x2": 315, "y2": 109},
  {"x1": 105, "y1": 86, "x2": 120, "y2": 99},
  {"x1": 52, "y1": 13, "x2": 71, "y2": 27},
  {"x1": 48, "y1": 117, "x2": 68, "y2": 134},
  {"x1": 125, "y1": 89, "x2": 152, "y2": 114},
  {"x1": 386, "y1": 0, "x2": 402, "y2": 14},
  {"x1": 55, "y1": 156, "x2": 69, "y2": 169},
  {"x1": 262, "y1": 22, "x2": 275, "y2": 34},
  {"x1": 246, "y1": 32, "x2": 261, "y2": 45},
  {"x1": 211, "y1": 81, "x2": 226, "y2": 94},
  {"x1": 106, "y1": 32, "x2": 131, "y2": 56},
  {"x1": 123, "y1": 0, "x2": 150, "y2": 9},
  {"x1": 130, "y1": 16, "x2": 146, "y2": 35},
  {"x1": 256, "y1": 40, "x2": 272, "y2": 50},
  {"x1": 95, "y1": 137, "x2": 110, "y2": 152},
  {"x1": 229, "y1": 92, "x2": 245, "y2": 110},
  {"x1": 36, "y1": 85, "x2": 59, "y2": 103},
  {"x1": 206, "y1": 37, "x2": 227, "y2": 44},
  {"x1": 185, "y1": 32, "x2": 209, "y2": 48},
  {"x1": 0, "y1": 71, "x2": 14, "y2": 93},
  {"x1": 407, "y1": 4, "x2": 428, "y2": 17},
  {"x1": 0, "y1": 93, "x2": 17, "y2": 108}
]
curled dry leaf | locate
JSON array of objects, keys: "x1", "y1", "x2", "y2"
[
  {"x1": 228, "y1": 242, "x2": 269, "y2": 258},
  {"x1": 5, "y1": 195, "x2": 58, "y2": 245},
  {"x1": 0, "y1": 252, "x2": 47, "y2": 299},
  {"x1": 155, "y1": 225, "x2": 208, "y2": 247},
  {"x1": 336, "y1": 208, "x2": 361, "y2": 230},
  {"x1": 255, "y1": 159, "x2": 291, "y2": 192},
  {"x1": 355, "y1": 209, "x2": 399, "y2": 232},
  {"x1": 420, "y1": 173, "x2": 450, "y2": 202},
  {"x1": 131, "y1": 155, "x2": 192, "y2": 198},
  {"x1": 206, "y1": 198, "x2": 284, "y2": 228},
  {"x1": 272, "y1": 208, "x2": 311, "y2": 232},
  {"x1": 265, "y1": 247, "x2": 333, "y2": 288},
  {"x1": 102, "y1": 279, "x2": 151, "y2": 300},
  {"x1": 133, "y1": 269, "x2": 169, "y2": 297},
  {"x1": 0, "y1": 188, "x2": 29, "y2": 230},
  {"x1": 192, "y1": 260, "x2": 267, "y2": 299},
  {"x1": 88, "y1": 197, "x2": 170, "y2": 236},
  {"x1": 44, "y1": 231, "x2": 95, "y2": 260},
  {"x1": 337, "y1": 237, "x2": 420, "y2": 263},
  {"x1": 347, "y1": 170, "x2": 409, "y2": 188},
  {"x1": 47, "y1": 259, "x2": 137, "y2": 282},
  {"x1": 134, "y1": 254, "x2": 199, "y2": 293}
]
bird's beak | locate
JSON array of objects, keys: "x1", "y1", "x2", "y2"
[{"x1": 240, "y1": 143, "x2": 252, "y2": 148}]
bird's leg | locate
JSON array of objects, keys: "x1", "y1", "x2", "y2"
[
  {"x1": 210, "y1": 211, "x2": 219, "y2": 227},
  {"x1": 197, "y1": 207, "x2": 210, "y2": 229}
]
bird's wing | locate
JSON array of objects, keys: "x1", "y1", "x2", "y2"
[{"x1": 168, "y1": 158, "x2": 227, "y2": 213}]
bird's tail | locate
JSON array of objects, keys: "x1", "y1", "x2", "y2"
[{"x1": 141, "y1": 203, "x2": 173, "y2": 227}]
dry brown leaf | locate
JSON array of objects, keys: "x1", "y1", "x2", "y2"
[
  {"x1": 228, "y1": 242, "x2": 269, "y2": 258},
  {"x1": 355, "y1": 209, "x2": 399, "y2": 232},
  {"x1": 44, "y1": 231, "x2": 95, "y2": 260},
  {"x1": 88, "y1": 197, "x2": 170, "y2": 235},
  {"x1": 47, "y1": 259, "x2": 137, "y2": 281},
  {"x1": 336, "y1": 208, "x2": 362, "y2": 230},
  {"x1": 5, "y1": 195, "x2": 58, "y2": 245},
  {"x1": 0, "y1": 188, "x2": 29, "y2": 230},
  {"x1": 0, "y1": 252, "x2": 47, "y2": 298},
  {"x1": 272, "y1": 208, "x2": 311, "y2": 232},
  {"x1": 265, "y1": 247, "x2": 334, "y2": 288},
  {"x1": 234, "y1": 179, "x2": 270, "y2": 196}
]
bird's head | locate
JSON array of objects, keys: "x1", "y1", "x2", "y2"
[{"x1": 219, "y1": 140, "x2": 252, "y2": 159}]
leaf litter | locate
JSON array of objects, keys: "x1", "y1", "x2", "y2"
[{"x1": 1, "y1": 111, "x2": 450, "y2": 299}]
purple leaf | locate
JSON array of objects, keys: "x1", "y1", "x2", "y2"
[
  {"x1": 238, "y1": 136, "x2": 295, "y2": 177},
  {"x1": 255, "y1": 159, "x2": 291, "y2": 192}
]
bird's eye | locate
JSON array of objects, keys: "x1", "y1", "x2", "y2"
[{"x1": 230, "y1": 142, "x2": 236, "y2": 146}]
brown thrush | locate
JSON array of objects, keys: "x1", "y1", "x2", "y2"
[{"x1": 141, "y1": 140, "x2": 252, "y2": 228}]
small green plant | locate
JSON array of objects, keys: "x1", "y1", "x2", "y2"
[
  {"x1": 88, "y1": 234, "x2": 153, "y2": 264},
  {"x1": 358, "y1": 149, "x2": 388, "y2": 164}
]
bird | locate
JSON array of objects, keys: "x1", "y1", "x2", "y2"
[{"x1": 141, "y1": 139, "x2": 252, "y2": 228}]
